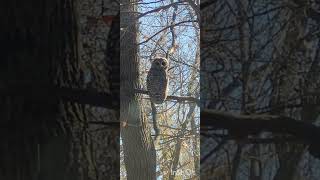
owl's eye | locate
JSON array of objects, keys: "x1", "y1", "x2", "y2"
[{"x1": 161, "y1": 62, "x2": 166, "y2": 66}]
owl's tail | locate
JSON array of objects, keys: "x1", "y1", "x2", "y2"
[{"x1": 151, "y1": 102, "x2": 160, "y2": 142}]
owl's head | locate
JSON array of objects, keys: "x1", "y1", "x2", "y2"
[{"x1": 151, "y1": 57, "x2": 169, "y2": 70}]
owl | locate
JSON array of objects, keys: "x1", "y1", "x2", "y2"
[{"x1": 147, "y1": 57, "x2": 169, "y2": 104}]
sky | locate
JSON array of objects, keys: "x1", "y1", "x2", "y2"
[
  {"x1": 121, "y1": 0, "x2": 200, "y2": 179},
  {"x1": 138, "y1": 0, "x2": 200, "y2": 179}
]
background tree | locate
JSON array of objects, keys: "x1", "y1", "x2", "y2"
[
  {"x1": 201, "y1": 0, "x2": 320, "y2": 179},
  {"x1": 0, "y1": 0, "x2": 119, "y2": 179}
]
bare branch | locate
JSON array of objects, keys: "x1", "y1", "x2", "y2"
[
  {"x1": 137, "y1": 1, "x2": 184, "y2": 19},
  {"x1": 201, "y1": 109, "x2": 320, "y2": 158},
  {"x1": 135, "y1": 88, "x2": 200, "y2": 105},
  {"x1": 138, "y1": 20, "x2": 197, "y2": 45},
  {"x1": 0, "y1": 83, "x2": 119, "y2": 109}
]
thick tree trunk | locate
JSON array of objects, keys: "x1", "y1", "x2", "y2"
[
  {"x1": 120, "y1": 0, "x2": 156, "y2": 179},
  {"x1": 0, "y1": 1, "x2": 96, "y2": 179}
]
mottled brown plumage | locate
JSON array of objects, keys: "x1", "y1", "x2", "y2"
[{"x1": 147, "y1": 57, "x2": 169, "y2": 104}]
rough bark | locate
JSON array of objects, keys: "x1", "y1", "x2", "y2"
[
  {"x1": 120, "y1": 0, "x2": 157, "y2": 179},
  {"x1": 0, "y1": 1, "x2": 99, "y2": 179}
]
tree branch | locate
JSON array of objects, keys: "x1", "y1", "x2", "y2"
[
  {"x1": 138, "y1": 20, "x2": 197, "y2": 45},
  {"x1": 134, "y1": 89, "x2": 200, "y2": 105},
  {"x1": 137, "y1": 1, "x2": 184, "y2": 19},
  {"x1": 0, "y1": 83, "x2": 119, "y2": 109},
  {"x1": 201, "y1": 109, "x2": 320, "y2": 158}
]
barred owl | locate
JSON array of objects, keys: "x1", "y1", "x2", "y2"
[{"x1": 147, "y1": 57, "x2": 169, "y2": 104}]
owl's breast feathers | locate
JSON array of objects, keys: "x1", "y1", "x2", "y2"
[{"x1": 147, "y1": 68, "x2": 168, "y2": 104}]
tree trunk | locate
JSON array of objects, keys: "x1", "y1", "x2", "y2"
[
  {"x1": 0, "y1": 1, "x2": 96, "y2": 179},
  {"x1": 120, "y1": 0, "x2": 156, "y2": 179}
]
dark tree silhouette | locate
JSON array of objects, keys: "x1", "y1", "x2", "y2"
[{"x1": 0, "y1": 1, "x2": 119, "y2": 179}]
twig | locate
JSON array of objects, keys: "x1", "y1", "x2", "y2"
[{"x1": 151, "y1": 102, "x2": 160, "y2": 142}]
